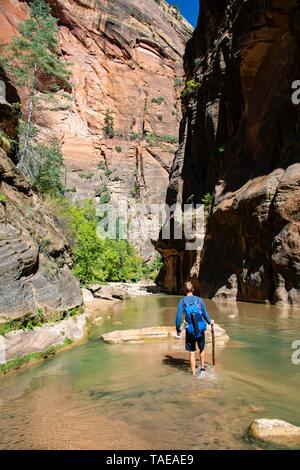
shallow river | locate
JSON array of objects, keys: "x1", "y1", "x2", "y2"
[{"x1": 0, "y1": 295, "x2": 300, "y2": 450}]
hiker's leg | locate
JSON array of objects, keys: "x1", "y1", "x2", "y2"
[
  {"x1": 189, "y1": 352, "x2": 196, "y2": 376},
  {"x1": 186, "y1": 333, "x2": 196, "y2": 375},
  {"x1": 199, "y1": 349, "x2": 205, "y2": 369},
  {"x1": 198, "y1": 334, "x2": 206, "y2": 369}
]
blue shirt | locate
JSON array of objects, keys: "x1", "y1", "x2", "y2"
[{"x1": 175, "y1": 295, "x2": 211, "y2": 334}]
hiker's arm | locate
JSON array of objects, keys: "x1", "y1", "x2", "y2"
[
  {"x1": 201, "y1": 301, "x2": 213, "y2": 325},
  {"x1": 175, "y1": 301, "x2": 184, "y2": 334}
]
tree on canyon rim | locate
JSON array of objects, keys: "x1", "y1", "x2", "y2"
[{"x1": 0, "y1": 0, "x2": 70, "y2": 177}]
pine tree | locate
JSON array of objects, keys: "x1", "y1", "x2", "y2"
[{"x1": 0, "y1": 0, "x2": 70, "y2": 171}]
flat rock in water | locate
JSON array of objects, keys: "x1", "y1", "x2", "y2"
[
  {"x1": 248, "y1": 419, "x2": 300, "y2": 448},
  {"x1": 101, "y1": 325, "x2": 229, "y2": 345}
]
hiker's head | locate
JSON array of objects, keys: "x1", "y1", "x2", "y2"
[{"x1": 184, "y1": 281, "x2": 194, "y2": 295}]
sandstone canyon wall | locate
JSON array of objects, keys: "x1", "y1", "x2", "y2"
[
  {"x1": 0, "y1": 83, "x2": 82, "y2": 322},
  {"x1": 0, "y1": 0, "x2": 192, "y2": 260},
  {"x1": 156, "y1": 0, "x2": 300, "y2": 305}
]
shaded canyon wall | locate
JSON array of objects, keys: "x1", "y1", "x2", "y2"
[{"x1": 156, "y1": 0, "x2": 300, "y2": 305}]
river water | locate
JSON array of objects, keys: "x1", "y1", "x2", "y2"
[{"x1": 0, "y1": 295, "x2": 300, "y2": 450}]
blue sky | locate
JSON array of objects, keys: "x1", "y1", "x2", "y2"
[{"x1": 167, "y1": 0, "x2": 199, "y2": 27}]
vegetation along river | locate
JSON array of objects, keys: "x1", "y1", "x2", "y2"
[{"x1": 0, "y1": 295, "x2": 300, "y2": 450}]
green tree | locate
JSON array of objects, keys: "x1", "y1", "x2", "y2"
[
  {"x1": 97, "y1": 239, "x2": 144, "y2": 282},
  {"x1": 64, "y1": 200, "x2": 103, "y2": 284},
  {"x1": 33, "y1": 140, "x2": 65, "y2": 196},
  {"x1": 0, "y1": 0, "x2": 70, "y2": 170},
  {"x1": 58, "y1": 200, "x2": 146, "y2": 285}
]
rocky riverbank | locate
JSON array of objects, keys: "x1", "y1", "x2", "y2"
[
  {"x1": 0, "y1": 313, "x2": 88, "y2": 376},
  {"x1": 0, "y1": 281, "x2": 160, "y2": 376},
  {"x1": 84, "y1": 280, "x2": 159, "y2": 302}
]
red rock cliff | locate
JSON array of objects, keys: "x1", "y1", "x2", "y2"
[{"x1": 0, "y1": 0, "x2": 192, "y2": 259}]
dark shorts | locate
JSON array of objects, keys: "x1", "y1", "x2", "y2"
[{"x1": 185, "y1": 331, "x2": 205, "y2": 352}]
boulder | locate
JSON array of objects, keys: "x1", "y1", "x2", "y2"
[
  {"x1": 110, "y1": 287, "x2": 130, "y2": 301},
  {"x1": 88, "y1": 284, "x2": 103, "y2": 294},
  {"x1": 248, "y1": 419, "x2": 300, "y2": 448},
  {"x1": 93, "y1": 283, "x2": 152, "y2": 300},
  {"x1": 0, "y1": 147, "x2": 83, "y2": 321},
  {"x1": 93, "y1": 286, "x2": 114, "y2": 300},
  {"x1": 82, "y1": 288, "x2": 94, "y2": 303}
]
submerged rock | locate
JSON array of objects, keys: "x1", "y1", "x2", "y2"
[
  {"x1": 248, "y1": 419, "x2": 300, "y2": 448},
  {"x1": 101, "y1": 324, "x2": 229, "y2": 345}
]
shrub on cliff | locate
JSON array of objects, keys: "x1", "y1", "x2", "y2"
[
  {"x1": 151, "y1": 96, "x2": 165, "y2": 105},
  {"x1": 103, "y1": 109, "x2": 115, "y2": 138},
  {"x1": 33, "y1": 140, "x2": 65, "y2": 196},
  {"x1": 181, "y1": 80, "x2": 200, "y2": 98},
  {"x1": 201, "y1": 193, "x2": 213, "y2": 218}
]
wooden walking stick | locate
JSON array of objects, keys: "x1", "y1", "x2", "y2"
[{"x1": 211, "y1": 323, "x2": 216, "y2": 366}]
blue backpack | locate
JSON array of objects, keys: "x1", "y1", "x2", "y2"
[{"x1": 184, "y1": 299, "x2": 207, "y2": 337}]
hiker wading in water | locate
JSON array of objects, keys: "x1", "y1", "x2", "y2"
[{"x1": 175, "y1": 281, "x2": 214, "y2": 377}]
